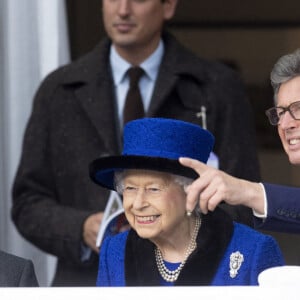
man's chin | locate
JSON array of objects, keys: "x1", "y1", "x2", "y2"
[
  {"x1": 112, "y1": 37, "x2": 137, "y2": 48},
  {"x1": 288, "y1": 154, "x2": 300, "y2": 165}
]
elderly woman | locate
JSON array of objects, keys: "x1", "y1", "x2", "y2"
[{"x1": 89, "y1": 118, "x2": 284, "y2": 286}]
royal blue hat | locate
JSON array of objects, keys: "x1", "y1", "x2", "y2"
[{"x1": 89, "y1": 118, "x2": 215, "y2": 190}]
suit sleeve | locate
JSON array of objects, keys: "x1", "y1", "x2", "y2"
[
  {"x1": 1, "y1": 252, "x2": 39, "y2": 287},
  {"x1": 18, "y1": 260, "x2": 39, "y2": 287},
  {"x1": 254, "y1": 183, "x2": 300, "y2": 234}
]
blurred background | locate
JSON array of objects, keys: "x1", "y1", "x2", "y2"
[{"x1": 1, "y1": 0, "x2": 299, "y2": 286}]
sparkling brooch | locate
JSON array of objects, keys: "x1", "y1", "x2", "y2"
[{"x1": 229, "y1": 251, "x2": 244, "y2": 278}]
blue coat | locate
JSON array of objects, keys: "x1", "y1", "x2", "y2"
[
  {"x1": 254, "y1": 183, "x2": 300, "y2": 234},
  {"x1": 97, "y1": 209, "x2": 284, "y2": 286}
]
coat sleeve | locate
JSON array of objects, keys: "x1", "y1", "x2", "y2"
[
  {"x1": 254, "y1": 183, "x2": 300, "y2": 234},
  {"x1": 97, "y1": 237, "x2": 111, "y2": 286},
  {"x1": 97, "y1": 232, "x2": 127, "y2": 286},
  {"x1": 250, "y1": 234, "x2": 285, "y2": 285},
  {"x1": 11, "y1": 72, "x2": 97, "y2": 266},
  {"x1": 18, "y1": 260, "x2": 39, "y2": 287},
  {"x1": 0, "y1": 252, "x2": 39, "y2": 287}
]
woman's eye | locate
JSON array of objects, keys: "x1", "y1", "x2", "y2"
[
  {"x1": 125, "y1": 186, "x2": 137, "y2": 192},
  {"x1": 147, "y1": 187, "x2": 161, "y2": 193}
]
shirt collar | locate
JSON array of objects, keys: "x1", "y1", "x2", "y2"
[
  {"x1": 109, "y1": 39, "x2": 164, "y2": 84},
  {"x1": 110, "y1": 47, "x2": 131, "y2": 85}
]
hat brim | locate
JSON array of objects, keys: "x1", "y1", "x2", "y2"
[{"x1": 89, "y1": 155, "x2": 199, "y2": 190}]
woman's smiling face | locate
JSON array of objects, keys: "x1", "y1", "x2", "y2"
[{"x1": 121, "y1": 169, "x2": 187, "y2": 242}]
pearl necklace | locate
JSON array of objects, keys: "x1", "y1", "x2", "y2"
[{"x1": 155, "y1": 217, "x2": 201, "y2": 282}]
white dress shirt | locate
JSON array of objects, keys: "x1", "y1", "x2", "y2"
[{"x1": 110, "y1": 40, "x2": 164, "y2": 128}]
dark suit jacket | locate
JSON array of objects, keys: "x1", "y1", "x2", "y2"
[
  {"x1": 254, "y1": 183, "x2": 300, "y2": 234},
  {"x1": 11, "y1": 32, "x2": 260, "y2": 286},
  {"x1": 0, "y1": 251, "x2": 38, "y2": 287}
]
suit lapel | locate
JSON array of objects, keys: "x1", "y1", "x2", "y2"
[
  {"x1": 74, "y1": 74, "x2": 121, "y2": 154},
  {"x1": 61, "y1": 39, "x2": 121, "y2": 154},
  {"x1": 147, "y1": 32, "x2": 207, "y2": 117},
  {"x1": 148, "y1": 66, "x2": 178, "y2": 116}
]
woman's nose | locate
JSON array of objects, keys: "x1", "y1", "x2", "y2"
[{"x1": 132, "y1": 189, "x2": 147, "y2": 209}]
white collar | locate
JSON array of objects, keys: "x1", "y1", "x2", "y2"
[{"x1": 109, "y1": 40, "x2": 164, "y2": 84}]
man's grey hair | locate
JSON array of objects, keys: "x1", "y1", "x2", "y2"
[
  {"x1": 271, "y1": 48, "x2": 300, "y2": 104},
  {"x1": 114, "y1": 170, "x2": 193, "y2": 194}
]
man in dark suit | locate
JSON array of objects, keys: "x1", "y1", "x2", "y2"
[
  {"x1": 179, "y1": 48, "x2": 300, "y2": 235},
  {"x1": 0, "y1": 250, "x2": 39, "y2": 287},
  {"x1": 11, "y1": 0, "x2": 260, "y2": 286}
]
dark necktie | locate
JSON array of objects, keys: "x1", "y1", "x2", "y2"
[{"x1": 123, "y1": 66, "x2": 144, "y2": 125}]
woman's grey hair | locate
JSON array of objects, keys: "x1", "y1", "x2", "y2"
[
  {"x1": 114, "y1": 170, "x2": 193, "y2": 194},
  {"x1": 271, "y1": 48, "x2": 300, "y2": 104}
]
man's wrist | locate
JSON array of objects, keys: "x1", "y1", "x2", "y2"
[{"x1": 252, "y1": 183, "x2": 267, "y2": 219}]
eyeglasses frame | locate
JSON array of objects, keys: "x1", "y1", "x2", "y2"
[{"x1": 265, "y1": 100, "x2": 300, "y2": 126}]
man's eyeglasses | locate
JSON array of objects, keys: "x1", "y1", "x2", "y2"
[{"x1": 265, "y1": 101, "x2": 300, "y2": 125}]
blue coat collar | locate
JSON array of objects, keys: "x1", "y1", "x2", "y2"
[{"x1": 124, "y1": 208, "x2": 234, "y2": 286}]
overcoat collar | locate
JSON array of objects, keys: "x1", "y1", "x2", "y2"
[
  {"x1": 125, "y1": 208, "x2": 233, "y2": 286},
  {"x1": 59, "y1": 39, "x2": 121, "y2": 154},
  {"x1": 59, "y1": 32, "x2": 208, "y2": 86},
  {"x1": 148, "y1": 32, "x2": 209, "y2": 116},
  {"x1": 57, "y1": 32, "x2": 210, "y2": 153}
]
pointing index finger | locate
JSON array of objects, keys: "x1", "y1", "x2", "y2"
[{"x1": 179, "y1": 157, "x2": 209, "y2": 176}]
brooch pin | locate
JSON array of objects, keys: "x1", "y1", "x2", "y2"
[{"x1": 229, "y1": 251, "x2": 244, "y2": 278}]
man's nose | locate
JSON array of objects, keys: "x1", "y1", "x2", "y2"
[
  {"x1": 279, "y1": 110, "x2": 297, "y2": 129},
  {"x1": 117, "y1": 0, "x2": 131, "y2": 17}
]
